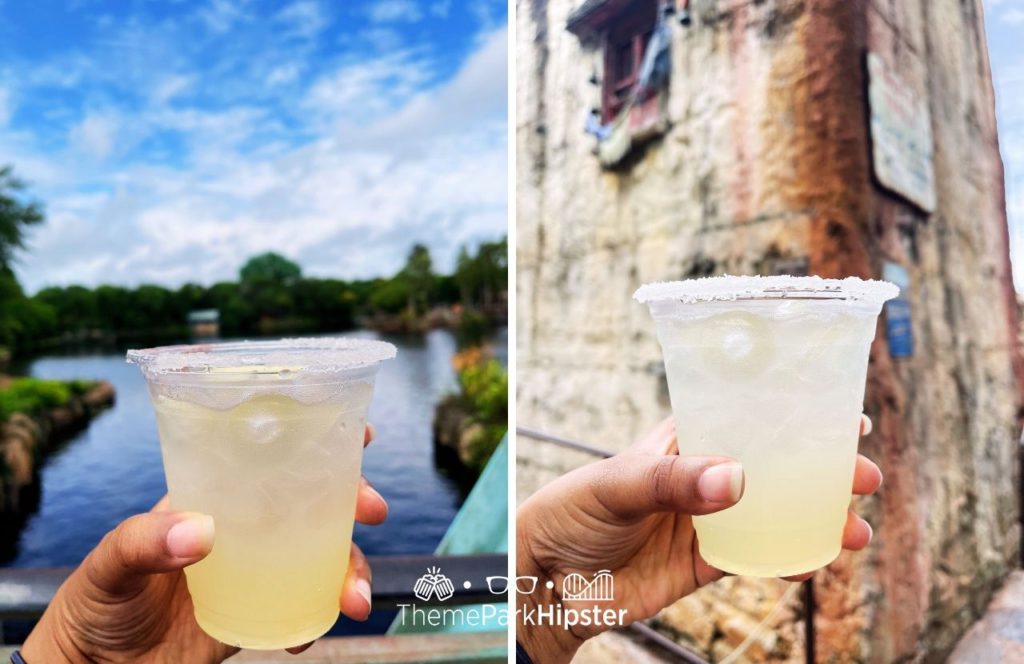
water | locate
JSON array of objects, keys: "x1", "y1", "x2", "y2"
[{"x1": 2, "y1": 329, "x2": 497, "y2": 636}]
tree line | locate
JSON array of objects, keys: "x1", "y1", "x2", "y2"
[{"x1": 0, "y1": 165, "x2": 506, "y2": 354}]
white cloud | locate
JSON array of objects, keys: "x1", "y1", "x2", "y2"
[
  {"x1": 0, "y1": 87, "x2": 10, "y2": 127},
  {"x1": 152, "y1": 75, "x2": 193, "y2": 104},
  {"x1": 367, "y1": 0, "x2": 423, "y2": 23},
  {"x1": 346, "y1": 27, "x2": 507, "y2": 145},
  {"x1": 275, "y1": 0, "x2": 328, "y2": 39},
  {"x1": 198, "y1": 0, "x2": 248, "y2": 33},
  {"x1": 266, "y1": 63, "x2": 302, "y2": 87},
  {"x1": 303, "y1": 50, "x2": 433, "y2": 123},
  {"x1": 68, "y1": 112, "x2": 118, "y2": 160},
  {"x1": 13, "y1": 23, "x2": 507, "y2": 292},
  {"x1": 361, "y1": 27, "x2": 402, "y2": 51},
  {"x1": 468, "y1": 0, "x2": 502, "y2": 29}
]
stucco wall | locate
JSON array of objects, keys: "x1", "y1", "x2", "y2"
[{"x1": 516, "y1": 0, "x2": 1022, "y2": 661}]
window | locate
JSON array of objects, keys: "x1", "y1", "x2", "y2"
[
  {"x1": 567, "y1": 0, "x2": 670, "y2": 166},
  {"x1": 601, "y1": 1, "x2": 658, "y2": 122}
]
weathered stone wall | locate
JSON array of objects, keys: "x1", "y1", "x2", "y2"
[{"x1": 516, "y1": 0, "x2": 1022, "y2": 661}]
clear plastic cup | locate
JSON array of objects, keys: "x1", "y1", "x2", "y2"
[
  {"x1": 634, "y1": 276, "x2": 897, "y2": 577},
  {"x1": 128, "y1": 338, "x2": 396, "y2": 649}
]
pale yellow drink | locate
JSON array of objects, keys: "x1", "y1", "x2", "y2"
[
  {"x1": 635, "y1": 276, "x2": 897, "y2": 577},
  {"x1": 129, "y1": 339, "x2": 395, "y2": 648}
]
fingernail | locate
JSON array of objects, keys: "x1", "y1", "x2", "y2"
[
  {"x1": 699, "y1": 462, "x2": 744, "y2": 503},
  {"x1": 361, "y1": 477, "x2": 387, "y2": 506},
  {"x1": 167, "y1": 514, "x2": 215, "y2": 558},
  {"x1": 356, "y1": 578, "x2": 372, "y2": 611},
  {"x1": 865, "y1": 521, "x2": 874, "y2": 543},
  {"x1": 862, "y1": 416, "x2": 873, "y2": 436}
]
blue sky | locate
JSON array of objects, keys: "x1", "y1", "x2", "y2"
[
  {"x1": 0, "y1": 0, "x2": 507, "y2": 292},
  {"x1": 986, "y1": 1, "x2": 1024, "y2": 289}
]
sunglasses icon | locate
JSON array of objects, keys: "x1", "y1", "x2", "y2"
[{"x1": 485, "y1": 576, "x2": 538, "y2": 594}]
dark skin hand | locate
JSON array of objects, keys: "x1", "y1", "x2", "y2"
[
  {"x1": 21, "y1": 425, "x2": 387, "y2": 663},
  {"x1": 516, "y1": 416, "x2": 883, "y2": 663}
]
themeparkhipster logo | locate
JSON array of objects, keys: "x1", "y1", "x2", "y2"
[{"x1": 396, "y1": 567, "x2": 628, "y2": 631}]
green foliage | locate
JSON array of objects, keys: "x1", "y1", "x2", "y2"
[
  {"x1": 0, "y1": 166, "x2": 45, "y2": 272},
  {"x1": 456, "y1": 359, "x2": 508, "y2": 471},
  {"x1": 0, "y1": 378, "x2": 73, "y2": 421},
  {"x1": 240, "y1": 253, "x2": 302, "y2": 320},
  {"x1": 400, "y1": 244, "x2": 435, "y2": 315},
  {"x1": 457, "y1": 307, "x2": 490, "y2": 347},
  {"x1": 455, "y1": 237, "x2": 507, "y2": 310},
  {"x1": 458, "y1": 360, "x2": 508, "y2": 423},
  {"x1": 0, "y1": 269, "x2": 57, "y2": 350},
  {"x1": 67, "y1": 379, "x2": 97, "y2": 396},
  {"x1": 368, "y1": 278, "x2": 410, "y2": 314},
  {"x1": 240, "y1": 252, "x2": 302, "y2": 285}
]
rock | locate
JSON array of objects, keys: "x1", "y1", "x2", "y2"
[
  {"x1": 0, "y1": 384, "x2": 115, "y2": 519},
  {"x1": 717, "y1": 603, "x2": 778, "y2": 658},
  {"x1": 655, "y1": 595, "x2": 715, "y2": 651},
  {"x1": 83, "y1": 381, "x2": 115, "y2": 410},
  {"x1": 433, "y1": 395, "x2": 485, "y2": 474}
]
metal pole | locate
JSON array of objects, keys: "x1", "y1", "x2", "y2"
[
  {"x1": 804, "y1": 578, "x2": 816, "y2": 664},
  {"x1": 629, "y1": 622, "x2": 710, "y2": 664},
  {"x1": 516, "y1": 426, "x2": 614, "y2": 458}
]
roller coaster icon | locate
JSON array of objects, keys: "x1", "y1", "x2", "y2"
[{"x1": 561, "y1": 569, "x2": 614, "y2": 602}]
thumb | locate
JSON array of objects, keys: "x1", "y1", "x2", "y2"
[
  {"x1": 587, "y1": 454, "x2": 744, "y2": 521},
  {"x1": 83, "y1": 511, "x2": 215, "y2": 596}
]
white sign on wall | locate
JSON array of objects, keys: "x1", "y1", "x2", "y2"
[{"x1": 867, "y1": 52, "x2": 936, "y2": 213}]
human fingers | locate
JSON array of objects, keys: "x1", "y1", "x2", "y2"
[
  {"x1": 339, "y1": 543, "x2": 372, "y2": 621},
  {"x1": 82, "y1": 511, "x2": 214, "y2": 596},
  {"x1": 584, "y1": 454, "x2": 743, "y2": 521},
  {"x1": 852, "y1": 455, "x2": 882, "y2": 495},
  {"x1": 355, "y1": 476, "x2": 388, "y2": 525}
]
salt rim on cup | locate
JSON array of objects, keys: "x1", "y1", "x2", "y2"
[
  {"x1": 633, "y1": 275, "x2": 900, "y2": 306},
  {"x1": 127, "y1": 337, "x2": 397, "y2": 376}
]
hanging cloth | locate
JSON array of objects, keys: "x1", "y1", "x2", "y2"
[{"x1": 597, "y1": 2, "x2": 673, "y2": 167}]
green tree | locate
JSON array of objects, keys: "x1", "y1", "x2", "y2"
[
  {"x1": 454, "y1": 237, "x2": 507, "y2": 309},
  {"x1": 0, "y1": 270, "x2": 56, "y2": 347},
  {"x1": 239, "y1": 253, "x2": 301, "y2": 285},
  {"x1": 95, "y1": 285, "x2": 133, "y2": 331},
  {"x1": 35, "y1": 286, "x2": 99, "y2": 332},
  {"x1": 176, "y1": 282, "x2": 209, "y2": 316},
  {"x1": 239, "y1": 253, "x2": 301, "y2": 320},
  {"x1": 368, "y1": 278, "x2": 410, "y2": 314},
  {"x1": 0, "y1": 166, "x2": 44, "y2": 271},
  {"x1": 400, "y1": 243, "x2": 434, "y2": 314},
  {"x1": 291, "y1": 278, "x2": 357, "y2": 330},
  {"x1": 208, "y1": 281, "x2": 255, "y2": 334}
]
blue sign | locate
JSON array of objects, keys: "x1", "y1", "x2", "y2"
[{"x1": 882, "y1": 262, "x2": 913, "y2": 359}]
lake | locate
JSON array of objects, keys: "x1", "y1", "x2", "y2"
[{"x1": 3, "y1": 328, "x2": 505, "y2": 637}]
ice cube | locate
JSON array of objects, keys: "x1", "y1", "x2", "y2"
[
  {"x1": 247, "y1": 413, "x2": 284, "y2": 445},
  {"x1": 700, "y1": 312, "x2": 775, "y2": 379}
]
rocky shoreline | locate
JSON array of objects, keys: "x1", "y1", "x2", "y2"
[
  {"x1": 0, "y1": 382, "x2": 115, "y2": 518},
  {"x1": 433, "y1": 395, "x2": 482, "y2": 476}
]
